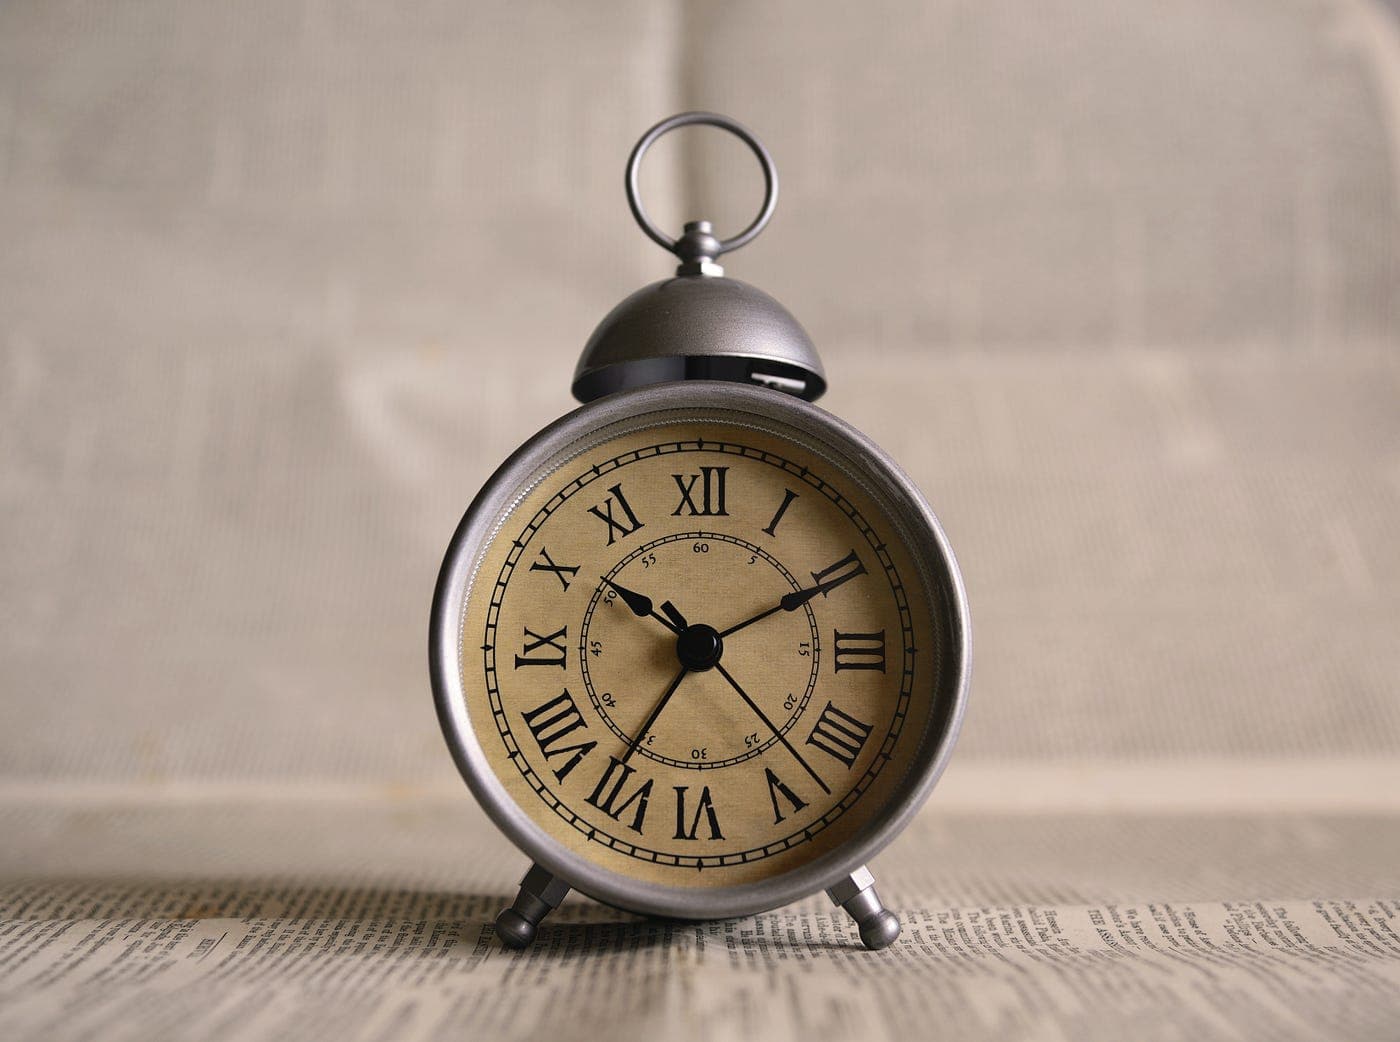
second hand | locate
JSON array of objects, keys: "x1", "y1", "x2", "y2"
[{"x1": 712, "y1": 660, "x2": 831, "y2": 796}]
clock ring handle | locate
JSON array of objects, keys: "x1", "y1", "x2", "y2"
[{"x1": 624, "y1": 111, "x2": 778, "y2": 273}]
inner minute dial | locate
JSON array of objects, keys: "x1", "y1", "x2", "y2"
[{"x1": 579, "y1": 532, "x2": 820, "y2": 770}]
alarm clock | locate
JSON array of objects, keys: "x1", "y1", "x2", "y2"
[{"x1": 430, "y1": 113, "x2": 970, "y2": 950}]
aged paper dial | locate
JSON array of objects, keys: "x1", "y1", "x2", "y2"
[{"x1": 458, "y1": 415, "x2": 944, "y2": 888}]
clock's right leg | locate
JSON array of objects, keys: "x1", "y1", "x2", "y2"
[
  {"x1": 827, "y1": 864, "x2": 901, "y2": 950},
  {"x1": 495, "y1": 863, "x2": 570, "y2": 949}
]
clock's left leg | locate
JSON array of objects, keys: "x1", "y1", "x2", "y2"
[
  {"x1": 827, "y1": 864, "x2": 901, "y2": 950},
  {"x1": 495, "y1": 863, "x2": 570, "y2": 949}
]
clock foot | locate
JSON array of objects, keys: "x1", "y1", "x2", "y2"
[
  {"x1": 495, "y1": 863, "x2": 571, "y2": 950},
  {"x1": 827, "y1": 865, "x2": 901, "y2": 950}
]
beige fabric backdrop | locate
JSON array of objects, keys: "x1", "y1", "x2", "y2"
[
  {"x1": 0, "y1": 0, "x2": 1396, "y2": 778},
  {"x1": 3, "y1": 2, "x2": 1400, "y2": 1038}
]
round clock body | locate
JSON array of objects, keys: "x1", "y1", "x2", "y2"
[{"x1": 430, "y1": 380, "x2": 970, "y2": 922}]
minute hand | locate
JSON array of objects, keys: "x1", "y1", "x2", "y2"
[{"x1": 717, "y1": 555, "x2": 867, "y2": 639}]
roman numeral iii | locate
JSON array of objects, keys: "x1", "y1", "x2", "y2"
[
  {"x1": 805, "y1": 701, "x2": 874, "y2": 768},
  {"x1": 671, "y1": 466, "x2": 729, "y2": 516},
  {"x1": 585, "y1": 756, "x2": 654, "y2": 834},
  {"x1": 514, "y1": 625, "x2": 567, "y2": 669},
  {"x1": 833, "y1": 630, "x2": 886, "y2": 672},
  {"x1": 673, "y1": 785, "x2": 724, "y2": 840},
  {"x1": 520, "y1": 690, "x2": 596, "y2": 782},
  {"x1": 587, "y1": 483, "x2": 645, "y2": 544}
]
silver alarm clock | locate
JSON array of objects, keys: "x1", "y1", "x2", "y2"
[{"x1": 430, "y1": 113, "x2": 970, "y2": 950}]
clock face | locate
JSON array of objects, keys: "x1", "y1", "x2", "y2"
[{"x1": 446, "y1": 397, "x2": 963, "y2": 892}]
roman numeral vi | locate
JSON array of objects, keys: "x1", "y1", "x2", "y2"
[{"x1": 673, "y1": 785, "x2": 724, "y2": 840}]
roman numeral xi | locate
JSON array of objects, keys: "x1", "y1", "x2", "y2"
[{"x1": 588, "y1": 483, "x2": 645, "y2": 545}]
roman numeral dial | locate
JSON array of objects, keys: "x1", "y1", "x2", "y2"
[{"x1": 466, "y1": 424, "x2": 932, "y2": 885}]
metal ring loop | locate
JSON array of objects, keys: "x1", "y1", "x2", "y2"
[{"x1": 625, "y1": 112, "x2": 778, "y2": 259}]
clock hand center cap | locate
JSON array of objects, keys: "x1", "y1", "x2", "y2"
[{"x1": 674, "y1": 623, "x2": 724, "y2": 672}]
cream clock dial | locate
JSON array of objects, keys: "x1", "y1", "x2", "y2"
[{"x1": 434, "y1": 386, "x2": 968, "y2": 932}]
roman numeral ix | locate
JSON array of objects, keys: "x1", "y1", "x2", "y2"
[
  {"x1": 833, "y1": 630, "x2": 886, "y2": 672},
  {"x1": 514, "y1": 625, "x2": 567, "y2": 669},
  {"x1": 671, "y1": 467, "x2": 729, "y2": 517},
  {"x1": 805, "y1": 701, "x2": 874, "y2": 769},
  {"x1": 588, "y1": 483, "x2": 645, "y2": 545},
  {"x1": 520, "y1": 690, "x2": 596, "y2": 782}
]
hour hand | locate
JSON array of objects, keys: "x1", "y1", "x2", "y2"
[{"x1": 600, "y1": 577, "x2": 683, "y2": 634}]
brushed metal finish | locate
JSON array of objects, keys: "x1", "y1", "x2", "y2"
[
  {"x1": 571, "y1": 276, "x2": 827, "y2": 403},
  {"x1": 430, "y1": 380, "x2": 971, "y2": 924}
]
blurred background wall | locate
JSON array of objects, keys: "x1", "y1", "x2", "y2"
[{"x1": 1, "y1": 0, "x2": 1397, "y2": 792}]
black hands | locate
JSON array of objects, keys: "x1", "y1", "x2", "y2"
[
  {"x1": 601, "y1": 576, "x2": 684, "y2": 635},
  {"x1": 622, "y1": 663, "x2": 689, "y2": 764},
  {"x1": 717, "y1": 582, "x2": 827, "y2": 638},
  {"x1": 719, "y1": 552, "x2": 866, "y2": 639},
  {"x1": 713, "y1": 661, "x2": 831, "y2": 796}
]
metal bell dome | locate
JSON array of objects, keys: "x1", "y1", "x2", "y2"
[{"x1": 572, "y1": 114, "x2": 827, "y2": 404}]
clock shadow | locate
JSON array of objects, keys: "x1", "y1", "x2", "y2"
[{"x1": 4, "y1": 876, "x2": 864, "y2": 956}]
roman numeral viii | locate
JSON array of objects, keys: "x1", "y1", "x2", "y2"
[
  {"x1": 833, "y1": 630, "x2": 886, "y2": 672},
  {"x1": 585, "y1": 756, "x2": 654, "y2": 834},
  {"x1": 520, "y1": 690, "x2": 596, "y2": 782},
  {"x1": 805, "y1": 701, "x2": 874, "y2": 769},
  {"x1": 671, "y1": 467, "x2": 729, "y2": 516},
  {"x1": 673, "y1": 785, "x2": 724, "y2": 840},
  {"x1": 514, "y1": 625, "x2": 567, "y2": 669},
  {"x1": 588, "y1": 483, "x2": 645, "y2": 545}
]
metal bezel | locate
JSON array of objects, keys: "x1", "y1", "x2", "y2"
[{"x1": 429, "y1": 381, "x2": 971, "y2": 920}]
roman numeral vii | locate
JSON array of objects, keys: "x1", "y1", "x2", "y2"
[{"x1": 585, "y1": 756, "x2": 654, "y2": 834}]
